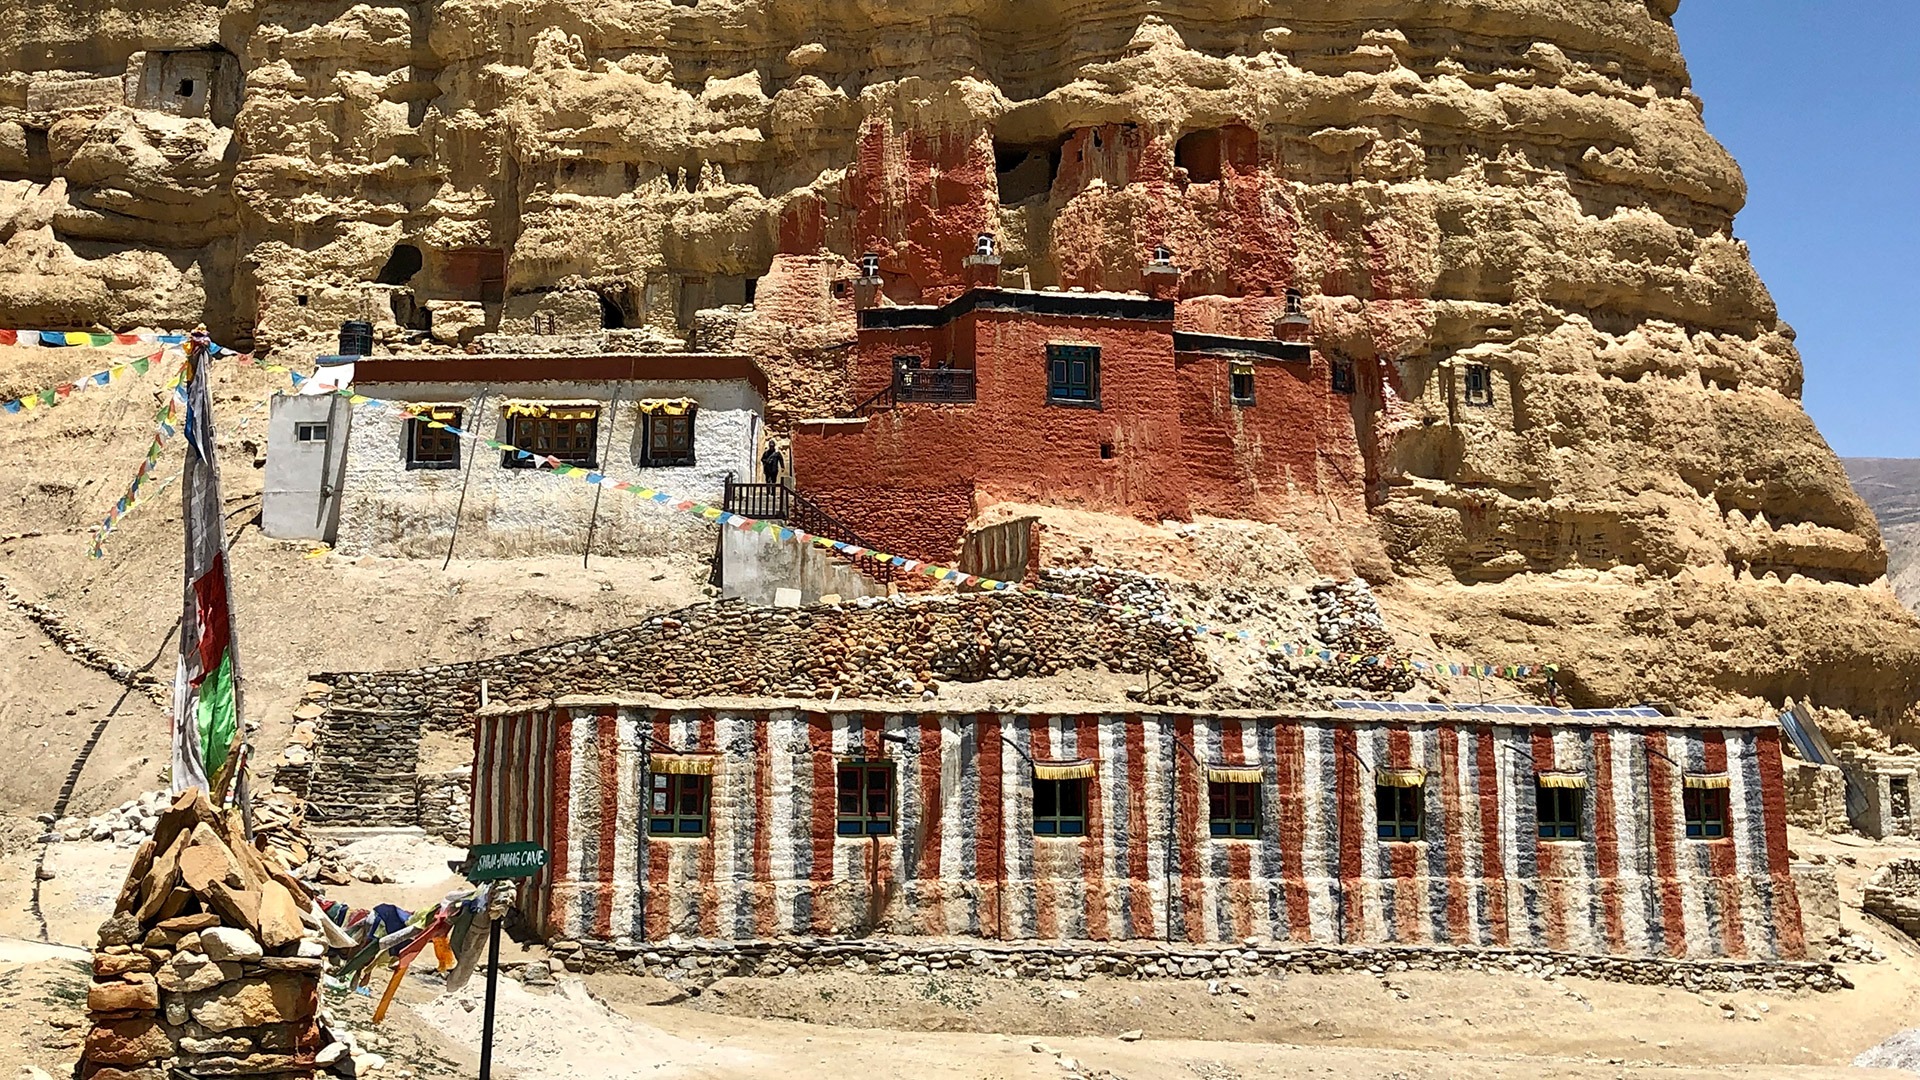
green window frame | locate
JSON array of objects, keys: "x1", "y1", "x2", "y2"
[
  {"x1": 1536, "y1": 784, "x2": 1584, "y2": 840},
  {"x1": 1208, "y1": 781, "x2": 1261, "y2": 839},
  {"x1": 1684, "y1": 787, "x2": 1727, "y2": 840},
  {"x1": 647, "y1": 772, "x2": 710, "y2": 837},
  {"x1": 837, "y1": 760, "x2": 895, "y2": 836},
  {"x1": 1033, "y1": 777, "x2": 1087, "y2": 836},
  {"x1": 1046, "y1": 343, "x2": 1100, "y2": 405},
  {"x1": 1376, "y1": 783, "x2": 1423, "y2": 841}
]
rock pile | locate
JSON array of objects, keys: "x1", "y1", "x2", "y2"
[
  {"x1": 80, "y1": 789, "x2": 345, "y2": 1080},
  {"x1": 1307, "y1": 578, "x2": 1387, "y2": 641},
  {"x1": 43, "y1": 790, "x2": 318, "y2": 868}
]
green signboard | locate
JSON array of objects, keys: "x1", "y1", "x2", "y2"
[{"x1": 465, "y1": 841, "x2": 550, "y2": 882}]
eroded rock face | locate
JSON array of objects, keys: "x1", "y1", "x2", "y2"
[{"x1": 3, "y1": 0, "x2": 1916, "y2": 716}]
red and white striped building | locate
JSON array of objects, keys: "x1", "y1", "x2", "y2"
[{"x1": 473, "y1": 697, "x2": 1807, "y2": 960}]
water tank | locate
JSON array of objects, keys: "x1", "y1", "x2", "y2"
[{"x1": 337, "y1": 321, "x2": 374, "y2": 358}]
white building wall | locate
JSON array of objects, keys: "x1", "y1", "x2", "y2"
[
  {"x1": 262, "y1": 394, "x2": 350, "y2": 542},
  {"x1": 334, "y1": 378, "x2": 762, "y2": 559}
]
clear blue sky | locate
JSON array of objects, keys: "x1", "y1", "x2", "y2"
[{"x1": 1673, "y1": 1, "x2": 1919, "y2": 458}]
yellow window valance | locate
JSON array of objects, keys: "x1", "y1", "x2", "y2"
[
  {"x1": 637, "y1": 398, "x2": 696, "y2": 416},
  {"x1": 1537, "y1": 772, "x2": 1587, "y2": 789},
  {"x1": 650, "y1": 753, "x2": 715, "y2": 775},
  {"x1": 1207, "y1": 765, "x2": 1263, "y2": 784},
  {"x1": 1684, "y1": 773, "x2": 1730, "y2": 790},
  {"x1": 1377, "y1": 767, "x2": 1426, "y2": 788},
  {"x1": 1033, "y1": 759, "x2": 1097, "y2": 781},
  {"x1": 503, "y1": 401, "x2": 600, "y2": 420},
  {"x1": 412, "y1": 405, "x2": 461, "y2": 422},
  {"x1": 1229, "y1": 361, "x2": 1255, "y2": 375}
]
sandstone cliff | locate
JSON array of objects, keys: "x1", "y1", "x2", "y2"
[{"x1": 1, "y1": 0, "x2": 1915, "y2": 721}]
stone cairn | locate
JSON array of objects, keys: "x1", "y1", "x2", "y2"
[{"x1": 81, "y1": 790, "x2": 328, "y2": 1080}]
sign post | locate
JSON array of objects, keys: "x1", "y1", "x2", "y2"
[{"x1": 462, "y1": 842, "x2": 550, "y2": 1080}]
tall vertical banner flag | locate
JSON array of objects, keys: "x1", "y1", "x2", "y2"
[{"x1": 171, "y1": 334, "x2": 245, "y2": 795}]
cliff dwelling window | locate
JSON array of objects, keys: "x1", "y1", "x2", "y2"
[
  {"x1": 295, "y1": 294, "x2": 308, "y2": 307},
  {"x1": 976, "y1": 233, "x2": 997, "y2": 257},
  {"x1": 744, "y1": 278, "x2": 758, "y2": 306},
  {"x1": 1331, "y1": 359, "x2": 1355, "y2": 395},
  {"x1": 1285, "y1": 288, "x2": 1304, "y2": 316},
  {"x1": 1099, "y1": 442, "x2": 1114, "y2": 459},
  {"x1": 598, "y1": 292, "x2": 625, "y2": 329},
  {"x1": 836, "y1": 760, "x2": 895, "y2": 836},
  {"x1": 1464, "y1": 363, "x2": 1494, "y2": 406},
  {"x1": 1230, "y1": 364, "x2": 1255, "y2": 406},
  {"x1": 1176, "y1": 129, "x2": 1225, "y2": 182},
  {"x1": 13, "y1": 126, "x2": 51, "y2": 183},
  {"x1": 1208, "y1": 779, "x2": 1262, "y2": 839},
  {"x1": 1683, "y1": 780, "x2": 1728, "y2": 840},
  {"x1": 1535, "y1": 779, "x2": 1584, "y2": 841},
  {"x1": 1033, "y1": 776, "x2": 1088, "y2": 837},
  {"x1": 648, "y1": 772, "x2": 710, "y2": 837},
  {"x1": 1893, "y1": 777, "x2": 1911, "y2": 820},
  {"x1": 859, "y1": 253, "x2": 880, "y2": 279},
  {"x1": 501, "y1": 405, "x2": 599, "y2": 469},
  {"x1": 177, "y1": 79, "x2": 195, "y2": 97},
  {"x1": 1047, "y1": 344, "x2": 1101, "y2": 406},
  {"x1": 1152, "y1": 245, "x2": 1173, "y2": 266},
  {"x1": 405, "y1": 408, "x2": 463, "y2": 470},
  {"x1": 641, "y1": 405, "x2": 697, "y2": 467},
  {"x1": 294, "y1": 423, "x2": 329, "y2": 443},
  {"x1": 1376, "y1": 775, "x2": 1424, "y2": 841},
  {"x1": 375, "y1": 243, "x2": 423, "y2": 286},
  {"x1": 993, "y1": 137, "x2": 1064, "y2": 205}
]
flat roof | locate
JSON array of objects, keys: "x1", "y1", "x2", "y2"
[
  {"x1": 1172, "y1": 332, "x2": 1311, "y2": 362},
  {"x1": 350, "y1": 353, "x2": 767, "y2": 398},
  {"x1": 860, "y1": 288, "x2": 1174, "y2": 330},
  {"x1": 475, "y1": 694, "x2": 1767, "y2": 730}
]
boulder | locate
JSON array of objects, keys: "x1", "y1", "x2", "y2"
[
  {"x1": 155, "y1": 913, "x2": 221, "y2": 933},
  {"x1": 257, "y1": 880, "x2": 306, "y2": 949},
  {"x1": 87, "y1": 975, "x2": 159, "y2": 1013},
  {"x1": 93, "y1": 953, "x2": 153, "y2": 977},
  {"x1": 199, "y1": 927, "x2": 264, "y2": 963},
  {"x1": 155, "y1": 952, "x2": 241, "y2": 994},
  {"x1": 83, "y1": 1016, "x2": 173, "y2": 1066},
  {"x1": 187, "y1": 973, "x2": 319, "y2": 1032},
  {"x1": 96, "y1": 913, "x2": 141, "y2": 947},
  {"x1": 179, "y1": 1033, "x2": 253, "y2": 1054}
]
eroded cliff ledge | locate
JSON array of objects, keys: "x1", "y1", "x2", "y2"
[{"x1": 3, "y1": 0, "x2": 1915, "y2": 721}]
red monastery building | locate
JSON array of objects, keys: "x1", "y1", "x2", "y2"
[{"x1": 789, "y1": 285, "x2": 1369, "y2": 564}]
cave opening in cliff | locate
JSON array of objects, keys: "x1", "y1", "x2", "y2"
[
  {"x1": 599, "y1": 290, "x2": 627, "y2": 329},
  {"x1": 7, "y1": 126, "x2": 52, "y2": 183},
  {"x1": 375, "y1": 243, "x2": 424, "y2": 286},
  {"x1": 1175, "y1": 130, "x2": 1224, "y2": 182},
  {"x1": 994, "y1": 136, "x2": 1066, "y2": 205}
]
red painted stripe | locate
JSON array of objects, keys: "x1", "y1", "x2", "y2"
[
  {"x1": 697, "y1": 712, "x2": 720, "y2": 938},
  {"x1": 1077, "y1": 712, "x2": 1111, "y2": 941},
  {"x1": 978, "y1": 714, "x2": 1005, "y2": 938},
  {"x1": 644, "y1": 714, "x2": 672, "y2": 940},
  {"x1": 1436, "y1": 727, "x2": 1469, "y2": 944},
  {"x1": 1644, "y1": 730, "x2": 1686, "y2": 958},
  {"x1": 1275, "y1": 723, "x2": 1311, "y2": 942},
  {"x1": 1701, "y1": 733, "x2": 1746, "y2": 958},
  {"x1": 595, "y1": 708, "x2": 620, "y2": 941},
  {"x1": 1122, "y1": 717, "x2": 1155, "y2": 938},
  {"x1": 917, "y1": 714, "x2": 945, "y2": 934},
  {"x1": 753, "y1": 715, "x2": 776, "y2": 938},
  {"x1": 1386, "y1": 728, "x2": 1420, "y2": 942},
  {"x1": 808, "y1": 711, "x2": 836, "y2": 935},
  {"x1": 1531, "y1": 728, "x2": 1566, "y2": 951},
  {"x1": 1754, "y1": 730, "x2": 1806, "y2": 959},
  {"x1": 1176, "y1": 715, "x2": 1206, "y2": 942},
  {"x1": 1221, "y1": 720, "x2": 1254, "y2": 941},
  {"x1": 551, "y1": 712, "x2": 574, "y2": 938},
  {"x1": 1590, "y1": 729, "x2": 1626, "y2": 953},
  {"x1": 1335, "y1": 726, "x2": 1364, "y2": 942},
  {"x1": 1474, "y1": 728, "x2": 1509, "y2": 945}
]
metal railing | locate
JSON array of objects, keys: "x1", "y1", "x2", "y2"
[
  {"x1": 721, "y1": 475, "x2": 896, "y2": 584},
  {"x1": 846, "y1": 368, "x2": 977, "y2": 417}
]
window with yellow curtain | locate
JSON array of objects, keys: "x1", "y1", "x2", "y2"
[{"x1": 643, "y1": 409, "x2": 697, "y2": 466}]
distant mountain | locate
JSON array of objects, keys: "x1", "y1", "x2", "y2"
[{"x1": 1845, "y1": 459, "x2": 1920, "y2": 610}]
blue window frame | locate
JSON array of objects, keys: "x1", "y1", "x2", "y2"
[
  {"x1": 1684, "y1": 787, "x2": 1727, "y2": 840},
  {"x1": 648, "y1": 773, "x2": 709, "y2": 837},
  {"x1": 836, "y1": 761, "x2": 895, "y2": 836},
  {"x1": 1536, "y1": 784, "x2": 1583, "y2": 840},
  {"x1": 1376, "y1": 783, "x2": 1423, "y2": 841},
  {"x1": 1209, "y1": 781, "x2": 1261, "y2": 838},
  {"x1": 1047, "y1": 344, "x2": 1100, "y2": 404}
]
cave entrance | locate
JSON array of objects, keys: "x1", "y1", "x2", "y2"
[
  {"x1": 994, "y1": 136, "x2": 1066, "y2": 205},
  {"x1": 375, "y1": 243, "x2": 424, "y2": 286}
]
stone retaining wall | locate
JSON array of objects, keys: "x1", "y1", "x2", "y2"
[
  {"x1": 303, "y1": 708, "x2": 421, "y2": 828},
  {"x1": 544, "y1": 938, "x2": 1849, "y2": 994},
  {"x1": 416, "y1": 768, "x2": 472, "y2": 844}
]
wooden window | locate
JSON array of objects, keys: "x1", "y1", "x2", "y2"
[
  {"x1": 502, "y1": 409, "x2": 598, "y2": 469},
  {"x1": 1033, "y1": 777, "x2": 1087, "y2": 836},
  {"x1": 1230, "y1": 368, "x2": 1255, "y2": 405},
  {"x1": 1331, "y1": 359, "x2": 1356, "y2": 395},
  {"x1": 1464, "y1": 363, "x2": 1494, "y2": 406},
  {"x1": 1536, "y1": 783, "x2": 1584, "y2": 840},
  {"x1": 647, "y1": 773, "x2": 709, "y2": 837},
  {"x1": 1684, "y1": 787, "x2": 1727, "y2": 840},
  {"x1": 1376, "y1": 783, "x2": 1423, "y2": 841},
  {"x1": 406, "y1": 409, "x2": 462, "y2": 469},
  {"x1": 1047, "y1": 344, "x2": 1100, "y2": 405},
  {"x1": 836, "y1": 761, "x2": 895, "y2": 836},
  {"x1": 294, "y1": 422, "x2": 329, "y2": 443},
  {"x1": 1208, "y1": 781, "x2": 1261, "y2": 839},
  {"x1": 643, "y1": 410, "x2": 696, "y2": 467}
]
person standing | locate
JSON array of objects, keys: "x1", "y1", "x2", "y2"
[{"x1": 760, "y1": 442, "x2": 784, "y2": 486}]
